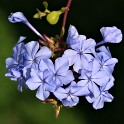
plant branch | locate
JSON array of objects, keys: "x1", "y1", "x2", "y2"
[{"x1": 61, "y1": 0, "x2": 72, "y2": 36}]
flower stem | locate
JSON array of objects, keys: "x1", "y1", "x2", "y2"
[
  {"x1": 96, "y1": 40, "x2": 106, "y2": 47},
  {"x1": 61, "y1": 0, "x2": 72, "y2": 37},
  {"x1": 25, "y1": 21, "x2": 46, "y2": 41}
]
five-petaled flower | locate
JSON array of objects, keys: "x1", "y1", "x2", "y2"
[
  {"x1": 63, "y1": 25, "x2": 96, "y2": 73},
  {"x1": 26, "y1": 68, "x2": 56, "y2": 101},
  {"x1": 23, "y1": 41, "x2": 52, "y2": 69},
  {"x1": 86, "y1": 80, "x2": 114, "y2": 109},
  {"x1": 54, "y1": 81, "x2": 84, "y2": 107},
  {"x1": 43, "y1": 57, "x2": 74, "y2": 88}
]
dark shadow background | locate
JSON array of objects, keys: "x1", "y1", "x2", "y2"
[{"x1": 0, "y1": 0, "x2": 124, "y2": 124}]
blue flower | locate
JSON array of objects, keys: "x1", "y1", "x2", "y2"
[
  {"x1": 63, "y1": 37, "x2": 96, "y2": 73},
  {"x1": 78, "y1": 59, "x2": 110, "y2": 98},
  {"x1": 96, "y1": 46, "x2": 118, "y2": 73},
  {"x1": 6, "y1": 66, "x2": 27, "y2": 92},
  {"x1": 43, "y1": 57, "x2": 74, "y2": 88},
  {"x1": 23, "y1": 41, "x2": 52, "y2": 69},
  {"x1": 5, "y1": 36, "x2": 27, "y2": 92},
  {"x1": 63, "y1": 25, "x2": 96, "y2": 73},
  {"x1": 26, "y1": 68, "x2": 56, "y2": 101},
  {"x1": 100, "y1": 26, "x2": 122, "y2": 43},
  {"x1": 86, "y1": 80, "x2": 114, "y2": 109},
  {"x1": 6, "y1": 36, "x2": 25, "y2": 70},
  {"x1": 54, "y1": 81, "x2": 83, "y2": 107}
]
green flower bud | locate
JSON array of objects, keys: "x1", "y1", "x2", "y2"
[
  {"x1": 43, "y1": 1, "x2": 51, "y2": 13},
  {"x1": 46, "y1": 8, "x2": 65, "y2": 25}
]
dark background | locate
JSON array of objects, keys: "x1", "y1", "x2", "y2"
[{"x1": 0, "y1": 0, "x2": 124, "y2": 124}]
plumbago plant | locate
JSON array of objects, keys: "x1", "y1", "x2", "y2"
[{"x1": 5, "y1": 0, "x2": 122, "y2": 118}]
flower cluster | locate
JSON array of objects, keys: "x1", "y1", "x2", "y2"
[{"x1": 6, "y1": 11, "x2": 122, "y2": 114}]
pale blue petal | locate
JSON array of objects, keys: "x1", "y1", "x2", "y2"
[
  {"x1": 104, "y1": 58, "x2": 118, "y2": 66},
  {"x1": 55, "y1": 77, "x2": 62, "y2": 87},
  {"x1": 66, "y1": 25, "x2": 79, "y2": 45},
  {"x1": 68, "y1": 95, "x2": 79, "y2": 106},
  {"x1": 96, "y1": 52, "x2": 110, "y2": 63},
  {"x1": 102, "y1": 92, "x2": 114, "y2": 102},
  {"x1": 101, "y1": 75, "x2": 114, "y2": 91},
  {"x1": 75, "y1": 80, "x2": 90, "y2": 96},
  {"x1": 73, "y1": 54, "x2": 82, "y2": 72},
  {"x1": 92, "y1": 70, "x2": 109, "y2": 86},
  {"x1": 25, "y1": 41, "x2": 39, "y2": 59},
  {"x1": 39, "y1": 59, "x2": 50, "y2": 71},
  {"x1": 36, "y1": 83, "x2": 50, "y2": 101},
  {"x1": 26, "y1": 77, "x2": 42, "y2": 90},
  {"x1": 54, "y1": 87, "x2": 68, "y2": 101},
  {"x1": 11, "y1": 69, "x2": 21, "y2": 78},
  {"x1": 93, "y1": 96, "x2": 104, "y2": 109},
  {"x1": 43, "y1": 69, "x2": 54, "y2": 83},
  {"x1": 26, "y1": 69, "x2": 43, "y2": 90},
  {"x1": 79, "y1": 70, "x2": 90, "y2": 80},
  {"x1": 35, "y1": 46, "x2": 52, "y2": 59},
  {"x1": 96, "y1": 46, "x2": 111, "y2": 58},
  {"x1": 82, "y1": 53, "x2": 94, "y2": 63},
  {"x1": 5, "y1": 73, "x2": 16, "y2": 80},
  {"x1": 63, "y1": 49, "x2": 78, "y2": 66},
  {"x1": 92, "y1": 59, "x2": 101, "y2": 75},
  {"x1": 88, "y1": 82, "x2": 100, "y2": 98},
  {"x1": 73, "y1": 86, "x2": 90, "y2": 96},
  {"x1": 86, "y1": 95, "x2": 95, "y2": 103},
  {"x1": 69, "y1": 81, "x2": 77, "y2": 87},
  {"x1": 6, "y1": 58, "x2": 17, "y2": 69},
  {"x1": 43, "y1": 59, "x2": 54, "y2": 72},
  {"x1": 104, "y1": 58, "x2": 118, "y2": 73},
  {"x1": 55, "y1": 58, "x2": 69, "y2": 74},
  {"x1": 69, "y1": 86, "x2": 80, "y2": 94},
  {"x1": 13, "y1": 43, "x2": 25, "y2": 63},
  {"x1": 62, "y1": 99, "x2": 70, "y2": 107},
  {"x1": 30, "y1": 68, "x2": 39, "y2": 78},
  {"x1": 57, "y1": 70, "x2": 74, "y2": 85},
  {"x1": 70, "y1": 35, "x2": 86, "y2": 51},
  {"x1": 77, "y1": 80, "x2": 88, "y2": 87},
  {"x1": 44, "y1": 81, "x2": 56, "y2": 92},
  {"x1": 24, "y1": 61, "x2": 34, "y2": 69},
  {"x1": 62, "y1": 96, "x2": 79, "y2": 107},
  {"x1": 17, "y1": 36, "x2": 26, "y2": 44},
  {"x1": 82, "y1": 39, "x2": 96, "y2": 53}
]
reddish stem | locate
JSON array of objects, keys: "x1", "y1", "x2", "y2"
[{"x1": 61, "y1": 0, "x2": 72, "y2": 36}]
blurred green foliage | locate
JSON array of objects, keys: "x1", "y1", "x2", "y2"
[{"x1": 0, "y1": 0, "x2": 124, "y2": 124}]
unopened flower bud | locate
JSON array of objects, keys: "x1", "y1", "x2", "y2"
[
  {"x1": 8, "y1": 12, "x2": 46, "y2": 41},
  {"x1": 8, "y1": 12, "x2": 28, "y2": 23}
]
